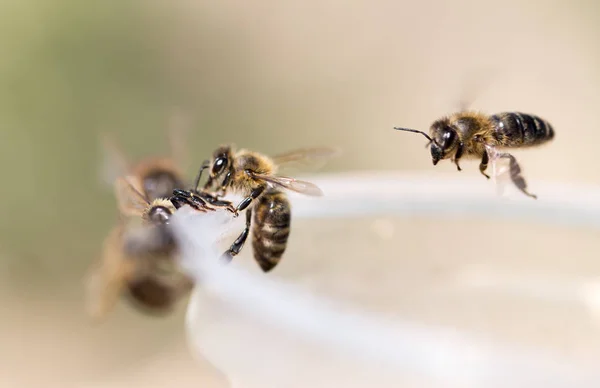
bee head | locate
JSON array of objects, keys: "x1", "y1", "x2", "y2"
[
  {"x1": 144, "y1": 199, "x2": 176, "y2": 224},
  {"x1": 143, "y1": 170, "x2": 185, "y2": 202},
  {"x1": 429, "y1": 120, "x2": 458, "y2": 165},
  {"x1": 209, "y1": 145, "x2": 233, "y2": 180},
  {"x1": 147, "y1": 206, "x2": 172, "y2": 224},
  {"x1": 394, "y1": 121, "x2": 458, "y2": 166},
  {"x1": 191, "y1": 145, "x2": 235, "y2": 194}
]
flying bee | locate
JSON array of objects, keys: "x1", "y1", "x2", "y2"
[
  {"x1": 86, "y1": 176, "x2": 221, "y2": 320},
  {"x1": 172, "y1": 145, "x2": 337, "y2": 272},
  {"x1": 395, "y1": 111, "x2": 555, "y2": 199}
]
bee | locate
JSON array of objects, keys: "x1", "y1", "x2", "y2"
[
  {"x1": 86, "y1": 177, "x2": 187, "y2": 319},
  {"x1": 87, "y1": 112, "x2": 195, "y2": 319},
  {"x1": 172, "y1": 146, "x2": 337, "y2": 272},
  {"x1": 395, "y1": 111, "x2": 555, "y2": 199},
  {"x1": 86, "y1": 176, "x2": 222, "y2": 319}
]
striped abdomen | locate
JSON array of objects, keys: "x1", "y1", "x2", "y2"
[
  {"x1": 251, "y1": 190, "x2": 291, "y2": 272},
  {"x1": 490, "y1": 112, "x2": 555, "y2": 147}
]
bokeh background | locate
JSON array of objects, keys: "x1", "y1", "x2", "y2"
[{"x1": 1, "y1": 0, "x2": 600, "y2": 387}]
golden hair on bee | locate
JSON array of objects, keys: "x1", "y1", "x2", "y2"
[
  {"x1": 176, "y1": 144, "x2": 337, "y2": 272},
  {"x1": 86, "y1": 176, "x2": 194, "y2": 321},
  {"x1": 395, "y1": 110, "x2": 554, "y2": 199}
]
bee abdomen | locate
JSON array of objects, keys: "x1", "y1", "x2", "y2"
[
  {"x1": 251, "y1": 190, "x2": 291, "y2": 272},
  {"x1": 490, "y1": 112, "x2": 554, "y2": 147},
  {"x1": 126, "y1": 278, "x2": 176, "y2": 314}
]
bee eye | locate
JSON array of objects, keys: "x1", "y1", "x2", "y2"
[
  {"x1": 149, "y1": 206, "x2": 171, "y2": 224},
  {"x1": 441, "y1": 129, "x2": 457, "y2": 148},
  {"x1": 212, "y1": 157, "x2": 227, "y2": 175}
]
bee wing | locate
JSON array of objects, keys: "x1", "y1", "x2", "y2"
[
  {"x1": 166, "y1": 108, "x2": 190, "y2": 173},
  {"x1": 114, "y1": 176, "x2": 150, "y2": 217},
  {"x1": 486, "y1": 145, "x2": 517, "y2": 196},
  {"x1": 85, "y1": 224, "x2": 135, "y2": 320},
  {"x1": 98, "y1": 133, "x2": 132, "y2": 188},
  {"x1": 271, "y1": 147, "x2": 341, "y2": 172},
  {"x1": 250, "y1": 173, "x2": 324, "y2": 197},
  {"x1": 456, "y1": 68, "x2": 499, "y2": 111}
]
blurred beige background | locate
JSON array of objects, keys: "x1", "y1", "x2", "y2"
[{"x1": 1, "y1": 0, "x2": 599, "y2": 387}]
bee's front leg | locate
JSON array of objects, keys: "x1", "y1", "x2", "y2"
[
  {"x1": 213, "y1": 197, "x2": 237, "y2": 215},
  {"x1": 453, "y1": 141, "x2": 464, "y2": 171},
  {"x1": 193, "y1": 160, "x2": 210, "y2": 192},
  {"x1": 170, "y1": 189, "x2": 213, "y2": 212},
  {"x1": 192, "y1": 190, "x2": 236, "y2": 214},
  {"x1": 217, "y1": 171, "x2": 232, "y2": 197}
]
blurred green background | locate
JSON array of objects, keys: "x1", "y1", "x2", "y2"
[{"x1": 1, "y1": 0, "x2": 599, "y2": 387}]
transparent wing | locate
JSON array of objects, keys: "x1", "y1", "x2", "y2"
[
  {"x1": 166, "y1": 107, "x2": 190, "y2": 173},
  {"x1": 485, "y1": 145, "x2": 508, "y2": 196},
  {"x1": 455, "y1": 68, "x2": 499, "y2": 111},
  {"x1": 114, "y1": 176, "x2": 150, "y2": 217},
  {"x1": 85, "y1": 223, "x2": 134, "y2": 320},
  {"x1": 271, "y1": 147, "x2": 341, "y2": 172},
  {"x1": 250, "y1": 173, "x2": 324, "y2": 196},
  {"x1": 98, "y1": 133, "x2": 132, "y2": 188}
]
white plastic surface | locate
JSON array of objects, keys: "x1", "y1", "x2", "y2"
[{"x1": 170, "y1": 172, "x2": 600, "y2": 388}]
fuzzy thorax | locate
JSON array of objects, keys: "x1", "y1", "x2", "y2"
[
  {"x1": 228, "y1": 149, "x2": 277, "y2": 193},
  {"x1": 430, "y1": 112, "x2": 496, "y2": 161}
]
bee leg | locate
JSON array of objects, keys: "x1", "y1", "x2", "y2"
[
  {"x1": 498, "y1": 153, "x2": 537, "y2": 199},
  {"x1": 214, "y1": 171, "x2": 232, "y2": 197},
  {"x1": 191, "y1": 191, "x2": 236, "y2": 213},
  {"x1": 211, "y1": 199, "x2": 236, "y2": 214},
  {"x1": 192, "y1": 160, "x2": 210, "y2": 192},
  {"x1": 170, "y1": 189, "x2": 213, "y2": 211},
  {"x1": 213, "y1": 199, "x2": 236, "y2": 213},
  {"x1": 234, "y1": 186, "x2": 266, "y2": 215},
  {"x1": 221, "y1": 209, "x2": 252, "y2": 263},
  {"x1": 221, "y1": 171, "x2": 232, "y2": 191},
  {"x1": 453, "y1": 142, "x2": 464, "y2": 171},
  {"x1": 479, "y1": 151, "x2": 490, "y2": 179}
]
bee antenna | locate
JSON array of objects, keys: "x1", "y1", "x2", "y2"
[
  {"x1": 394, "y1": 127, "x2": 433, "y2": 142},
  {"x1": 123, "y1": 176, "x2": 150, "y2": 204},
  {"x1": 192, "y1": 160, "x2": 210, "y2": 192}
]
